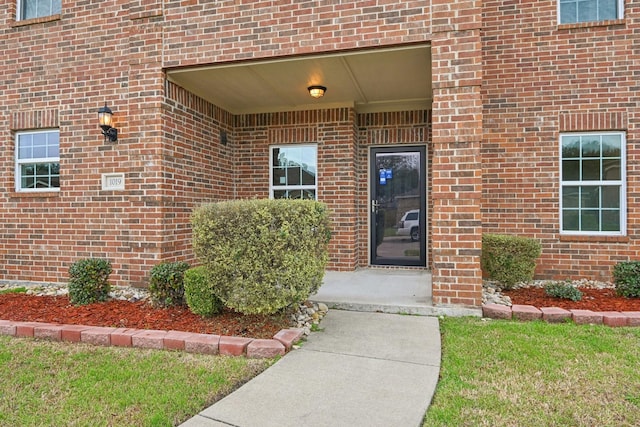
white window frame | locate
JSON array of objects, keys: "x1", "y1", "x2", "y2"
[
  {"x1": 17, "y1": 0, "x2": 61, "y2": 21},
  {"x1": 558, "y1": 0, "x2": 624, "y2": 24},
  {"x1": 269, "y1": 144, "x2": 318, "y2": 200},
  {"x1": 559, "y1": 131, "x2": 626, "y2": 236},
  {"x1": 15, "y1": 129, "x2": 60, "y2": 193}
]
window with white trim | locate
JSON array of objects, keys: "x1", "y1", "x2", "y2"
[
  {"x1": 558, "y1": 0, "x2": 623, "y2": 24},
  {"x1": 15, "y1": 129, "x2": 60, "y2": 192},
  {"x1": 270, "y1": 144, "x2": 317, "y2": 200},
  {"x1": 560, "y1": 132, "x2": 625, "y2": 235},
  {"x1": 17, "y1": 0, "x2": 61, "y2": 20}
]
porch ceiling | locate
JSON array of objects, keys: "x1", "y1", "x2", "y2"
[{"x1": 166, "y1": 45, "x2": 431, "y2": 115}]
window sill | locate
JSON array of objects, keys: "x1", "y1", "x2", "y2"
[
  {"x1": 560, "y1": 234, "x2": 628, "y2": 243},
  {"x1": 558, "y1": 18, "x2": 625, "y2": 30},
  {"x1": 11, "y1": 14, "x2": 61, "y2": 27},
  {"x1": 9, "y1": 191, "x2": 60, "y2": 199}
]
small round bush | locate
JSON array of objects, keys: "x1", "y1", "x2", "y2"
[
  {"x1": 613, "y1": 261, "x2": 640, "y2": 298},
  {"x1": 544, "y1": 281, "x2": 582, "y2": 301},
  {"x1": 481, "y1": 234, "x2": 541, "y2": 290},
  {"x1": 184, "y1": 266, "x2": 224, "y2": 317},
  {"x1": 68, "y1": 258, "x2": 112, "y2": 305},
  {"x1": 149, "y1": 261, "x2": 190, "y2": 307},
  {"x1": 192, "y1": 199, "x2": 331, "y2": 315}
]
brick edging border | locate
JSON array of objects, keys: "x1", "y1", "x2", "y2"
[
  {"x1": 0, "y1": 319, "x2": 305, "y2": 358},
  {"x1": 483, "y1": 304, "x2": 640, "y2": 327}
]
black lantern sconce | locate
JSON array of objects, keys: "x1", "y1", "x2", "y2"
[{"x1": 98, "y1": 103, "x2": 118, "y2": 142}]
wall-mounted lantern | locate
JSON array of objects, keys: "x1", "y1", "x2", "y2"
[{"x1": 98, "y1": 103, "x2": 118, "y2": 142}]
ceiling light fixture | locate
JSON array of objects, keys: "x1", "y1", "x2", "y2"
[{"x1": 307, "y1": 85, "x2": 327, "y2": 99}]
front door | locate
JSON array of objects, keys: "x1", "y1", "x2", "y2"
[{"x1": 370, "y1": 146, "x2": 426, "y2": 266}]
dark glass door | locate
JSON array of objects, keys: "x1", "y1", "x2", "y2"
[{"x1": 370, "y1": 146, "x2": 426, "y2": 266}]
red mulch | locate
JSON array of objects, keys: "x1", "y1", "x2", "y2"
[
  {"x1": 503, "y1": 287, "x2": 640, "y2": 312},
  {"x1": 0, "y1": 294, "x2": 291, "y2": 339}
]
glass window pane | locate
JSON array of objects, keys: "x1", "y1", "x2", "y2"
[
  {"x1": 273, "y1": 190, "x2": 287, "y2": 199},
  {"x1": 578, "y1": 0, "x2": 597, "y2": 22},
  {"x1": 272, "y1": 148, "x2": 282, "y2": 167},
  {"x1": 18, "y1": 134, "x2": 33, "y2": 159},
  {"x1": 562, "y1": 136, "x2": 581, "y2": 158},
  {"x1": 601, "y1": 210, "x2": 620, "y2": 231},
  {"x1": 602, "y1": 159, "x2": 620, "y2": 180},
  {"x1": 563, "y1": 186, "x2": 580, "y2": 208},
  {"x1": 301, "y1": 168, "x2": 315, "y2": 185},
  {"x1": 563, "y1": 210, "x2": 580, "y2": 231},
  {"x1": 47, "y1": 132, "x2": 60, "y2": 157},
  {"x1": 582, "y1": 159, "x2": 600, "y2": 180},
  {"x1": 302, "y1": 189, "x2": 315, "y2": 200},
  {"x1": 286, "y1": 166, "x2": 301, "y2": 185},
  {"x1": 21, "y1": 164, "x2": 35, "y2": 177},
  {"x1": 599, "y1": 0, "x2": 617, "y2": 20},
  {"x1": 40, "y1": 0, "x2": 51, "y2": 16},
  {"x1": 560, "y1": 2, "x2": 577, "y2": 23},
  {"x1": 562, "y1": 160, "x2": 580, "y2": 181},
  {"x1": 52, "y1": 0, "x2": 61, "y2": 14},
  {"x1": 273, "y1": 167, "x2": 286, "y2": 186},
  {"x1": 51, "y1": 175, "x2": 60, "y2": 188},
  {"x1": 602, "y1": 134, "x2": 621, "y2": 157},
  {"x1": 24, "y1": 0, "x2": 36, "y2": 19},
  {"x1": 581, "y1": 136, "x2": 600, "y2": 157},
  {"x1": 581, "y1": 210, "x2": 600, "y2": 231},
  {"x1": 601, "y1": 185, "x2": 619, "y2": 208},
  {"x1": 22, "y1": 176, "x2": 35, "y2": 189},
  {"x1": 581, "y1": 186, "x2": 600, "y2": 208}
]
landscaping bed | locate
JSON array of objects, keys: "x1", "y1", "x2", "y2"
[
  {"x1": 0, "y1": 293, "x2": 291, "y2": 339},
  {"x1": 503, "y1": 286, "x2": 640, "y2": 311}
]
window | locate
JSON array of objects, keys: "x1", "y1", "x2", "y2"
[
  {"x1": 559, "y1": 0, "x2": 623, "y2": 24},
  {"x1": 17, "y1": 0, "x2": 61, "y2": 20},
  {"x1": 15, "y1": 130, "x2": 60, "y2": 192},
  {"x1": 560, "y1": 132, "x2": 625, "y2": 235},
  {"x1": 270, "y1": 144, "x2": 317, "y2": 200}
]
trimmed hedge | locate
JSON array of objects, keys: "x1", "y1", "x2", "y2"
[
  {"x1": 68, "y1": 258, "x2": 112, "y2": 305},
  {"x1": 192, "y1": 199, "x2": 331, "y2": 315},
  {"x1": 184, "y1": 266, "x2": 224, "y2": 317},
  {"x1": 481, "y1": 234, "x2": 541, "y2": 290},
  {"x1": 613, "y1": 261, "x2": 640, "y2": 298},
  {"x1": 149, "y1": 261, "x2": 190, "y2": 307}
]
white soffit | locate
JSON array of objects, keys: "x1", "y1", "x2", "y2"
[{"x1": 166, "y1": 45, "x2": 432, "y2": 114}]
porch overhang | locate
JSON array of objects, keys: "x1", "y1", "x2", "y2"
[{"x1": 166, "y1": 45, "x2": 431, "y2": 115}]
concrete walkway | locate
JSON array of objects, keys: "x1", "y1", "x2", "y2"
[{"x1": 181, "y1": 310, "x2": 441, "y2": 427}]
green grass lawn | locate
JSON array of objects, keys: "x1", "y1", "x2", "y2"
[
  {"x1": 0, "y1": 336, "x2": 273, "y2": 426},
  {"x1": 424, "y1": 317, "x2": 640, "y2": 427}
]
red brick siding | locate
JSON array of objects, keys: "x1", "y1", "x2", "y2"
[
  {"x1": 162, "y1": 1, "x2": 432, "y2": 67},
  {"x1": 160, "y1": 82, "x2": 235, "y2": 263},
  {"x1": 0, "y1": 0, "x2": 486, "y2": 307},
  {"x1": 482, "y1": 0, "x2": 640, "y2": 281},
  {"x1": 430, "y1": 0, "x2": 483, "y2": 306}
]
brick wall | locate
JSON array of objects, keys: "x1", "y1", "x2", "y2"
[
  {"x1": 0, "y1": 0, "x2": 486, "y2": 307},
  {"x1": 482, "y1": 0, "x2": 640, "y2": 281},
  {"x1": 430, "y1": 0, "x2": 484, "y2": 306}
]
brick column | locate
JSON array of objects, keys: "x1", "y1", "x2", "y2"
[{"x1": 430, "y1": 1, "x2": 483, "y2": 306}]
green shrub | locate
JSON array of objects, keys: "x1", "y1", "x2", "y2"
[
  {"x1": 192, "y1": 199, "x2": 331, "y2": 315},
  {"x1": 149, "y1": 261, "x2": 190, "y2": 307},
  {"x1": 481, "y1": 234, "x2": 541, "y2": 290},
  {"x1": 184, "y1": 266, "x2": 224, "y2": 317},
  {"x1": 544, "y1": 281, "x2": 582, "y2": 301},
  {"x1": 68, "y1": 258, "x2": 112, "y2": 305},
  {"x1": 613, "y1": 261, "x2": 640, "y2": 298}
]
